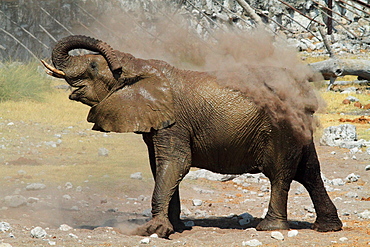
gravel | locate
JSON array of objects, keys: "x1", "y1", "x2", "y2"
[{"x1": 30, "y1": 227, "x2": 47, "y2": 238}]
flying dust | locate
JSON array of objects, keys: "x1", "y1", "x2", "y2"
[{"x1": 82, "y1": 1, "x2": 323, "y2": 144}]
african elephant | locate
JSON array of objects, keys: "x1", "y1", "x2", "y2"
[{"x1": 42, "y1": 35, "x2": 342, "y2": 238}]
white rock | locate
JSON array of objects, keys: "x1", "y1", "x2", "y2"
[
  {"x1": 320, "y1": 124, "x2": 357, "y2": 147},
  {"x1": 98, "y1": 147, "x2": 109, "y2": 156},
  {"x1": 4, "y1": 195, "x2": 27, "y2": 208},
  {"x1": 140, "y1": 237, "x2": 151, "y2": 244},
  {"x1": 48, "y1": 241, "x2": 56, "y2": 246},
  {"x1": 358, "y1": 210, "x2": 370, "y2": 219},
  {"x1": 185, "y1": 169, "x2": 236, "y2": 181},
  {"x1": 63, "y1": 194, "x2": 71, "y2": 200},
  {"x1": 150, "y1": 233, "x2": 158, "y2": 238},
  {"x1": 192, "y1": 199, "x2": 203, "y2": 206},
  {"x1": 65, "y1": 182, "x2": 73, "y2": 190},
  {"x1": 130, "y1": 172, "x2": 143, "y2": 180},
  {"x1": 345, "y1": 192, "x2": 358, "y2": 198},
  {"x1": 59, "y1": 224, "x2": 73, "y2": 231},
  {"x1": 242, "y1": 239, "x2": 262, "y2": 246},
  {"x1": 27, "y1": 197, "x2": 39, "y2": 204},
  {"x1": 345, "y1": 173, "x2": 360, "y2": 183},
  {"x1": 288, "y1": 230, "x2": 299, "y2": 237},
  {"x1": 365, "y1": 165, "x2": 370, "y2": 171},
  {"x1": 26, "y1": 183, "x2": 46, "y2": 190},
  {"x1": 271, "y1": 231, "x2": 284, "y2": 240},
  {"x1": 0, "y1": 222, "x2": 11, "y2": 232},
  {"x1": 331, "y1": 178, "x2": 345, "y2": 186},
  {"x1": 339, "y1": 237, "x2": 348, "y2": 242},
  {"x1": 30, "y1": 227, "x2": 47, "y2": 238},
  {"x1": 69, "y1": 233, "x2": 78, "y2": 238}
]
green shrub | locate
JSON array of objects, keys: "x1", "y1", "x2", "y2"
[{"x1": 0, "y1": 61, "x2": 53, "y2": 102}]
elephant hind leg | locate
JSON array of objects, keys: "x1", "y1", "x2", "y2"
[{"x1": 294, "y1": 143, "x2": 342, "y2": 232}]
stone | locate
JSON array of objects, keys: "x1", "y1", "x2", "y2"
[
  {"x1": 65, "y1": 182, "x2": 73, "y2": 190},
  {"x1": 242, "y1": 239, "x2": 262, "y2": 246},
  {"x1": 192, "y1": 199, "x2": 203, "y2": 206},
  {"x1": 288, "y1": 230, "x2": 298, "y2": 237},
  {"x1": 345, "y1": 173, "x2": 360, "y2": 183},
  {"x1": 339, "y1": 237, "x2": 348, "y2": 242},
  {"x1": 271, "y1": 231, "x2": 284, "y2": 240},
  {"x1": 365, "y1": 165, "x2": 370, "y2": 171},
  {"x1": 345, "y1": 192, "x2": 358, "y2": 198},
  {"x1": 320, "y1": 124, "x2": 358, "y2": 147},
  {"x1": 98, "y1": 147, "x2": 109, "y2": 156},
  {"x1": 142, "y1": 208, "x2": 152, "y2": 217},
  {"x1": 27, "y1": 197, "x2": 39, "y2": 203},
  {"x1": 341, "y1": 87, "x2": 357, "y2": 93},
  {"x1": 358, "y1": 210, "x2": 370, "y2": 219},
  {"x1": 345, "y1": 96, "x2": 359, "y2": 102},
  {"x1": 331, "y1": 178, "x2": 345, "y2": 186},
  {"x1": 140, "y1": 237, "x2": 151, "y2": 244},
  {"x1": 59, "y1": 224, "x2": 73, "y2": 231},
  {"x1": 0, "y1": 222, "x2": 11, "y2": 232},
  {"x1": 4, "y1": 195, "x2": 27, "y2": 208},
  {"x1": 130, "y1": 172, "x2": 142, "y2": 180},
  {"x1": 69, "y1": 233, "x2": 78, "y2": 238},
  {"x1": 30, "y1": 227, "x2": 47, "y2": 238},
  {"x1": 185, "y1": 169, "x2": 236, "y2": 181},
  {"x1": 26, "y1": 183, "x2": 46, "y2": 191},
  {"x1": 150, "y1": 233, "x2": 158, "y2": 238}
]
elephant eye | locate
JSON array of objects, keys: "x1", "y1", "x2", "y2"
[{"x1": 90, "y1": 61, "x2": 98, "y2": 70}]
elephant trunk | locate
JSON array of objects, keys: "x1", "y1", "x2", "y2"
[{"x1": 51, "y1": 35, "x2": 122, "y2": 73}]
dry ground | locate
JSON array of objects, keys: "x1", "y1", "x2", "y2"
[{"x1": 0, "y1": 87, "x2": 369, "y2": 246}]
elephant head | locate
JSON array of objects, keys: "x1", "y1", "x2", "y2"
[
  {"x1": 42, "y1": 35, "x2": 175, "y2": 133},
  {"x1": 42, "y1": 35, "x2": 122, "y2": 106}
]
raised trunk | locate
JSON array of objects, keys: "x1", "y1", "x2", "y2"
[{"x1": 51, "y1": 35, "x2": 121, "y2": 73}]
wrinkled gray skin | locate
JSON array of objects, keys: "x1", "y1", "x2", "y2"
[{"x1": 44, "y1": 35, "x2": 342, "y2": 238}]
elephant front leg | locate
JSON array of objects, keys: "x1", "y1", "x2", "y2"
[
  {"x1": 256, "y1": 178, "x2": 291, "y2": 231},
  {"x1": 133, "y1": 131, "x2": 191, "y2": 238}
]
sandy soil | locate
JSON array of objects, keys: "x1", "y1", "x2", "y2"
[{"x1": 0, "y1": 118, "x2": 369, "y2": 246}]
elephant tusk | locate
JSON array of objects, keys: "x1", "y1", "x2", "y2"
[{"x1": 40, "y1": 59, "x2": 66, "y2": 78}]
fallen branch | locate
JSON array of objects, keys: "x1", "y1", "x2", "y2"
[{"x1": 309, "y1": 58, "x2": 370, "y2": 81}]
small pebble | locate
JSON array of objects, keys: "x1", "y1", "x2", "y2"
[
  {"x1": 130, "y1": 172, "x2": 143, "y2": 180},
  {"x1": 0, "y1": 222, "x2": 11, "y2": 232},
  {"x1": 59, "y1": 224, "x2": 73, "y2": 231},
  {"x1": 242, "y1": 239, "x2": 262, "y2": 246},
  {"x1": 288, "y1": 230, "x2": 298, "y2": 237},
  {"x1": 30, "y1": 227, "x2": 47, "y2": 238},
  {"x1": 140, "y1": 237, "x2": 150, "y2": 244},
  {"x1": 192, "y1": 199, "x2": 203, "y2": 206},
  {"x1": 69, "y1": 233, "x2": 78, "y2": 238},
  {"x1": 271, "y1": 231, "x2": 284, "y2": 240},
  {"x1": 150, "y1": 233, "x2": 158, "y2": 238},
  {"x1": 339, "y1": 237, "x2": 348, "y2": 242},
  {"x1": 365, "y1": 165, "x2": 370, "y2": 171}
]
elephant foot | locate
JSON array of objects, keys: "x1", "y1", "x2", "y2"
[
  {"x1": 256, "y1": 218, "x2": 290, "y2": 231},
  {"x1": 131, "y1": 216, "x2": 174, "y2": 238},
  {"x1": 313, "y1": 217, "x2": 342, "y2": 232}
]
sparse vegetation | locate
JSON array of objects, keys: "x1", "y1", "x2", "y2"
[{"x1": 0, "y1": 61, "x2": 53, "y2": 102}]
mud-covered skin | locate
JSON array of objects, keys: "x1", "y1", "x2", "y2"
[{"x1": 44, "y1": 35, "x2": 342, "y2": 238}]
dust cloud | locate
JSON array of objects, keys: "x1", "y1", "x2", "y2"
[{"x1": 78, "y1": 2, "x2": 322, "y2": 144}]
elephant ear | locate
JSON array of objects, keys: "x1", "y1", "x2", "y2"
[{"x1": 87, "y1": 77, "x2": 175, "y2": 133}]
